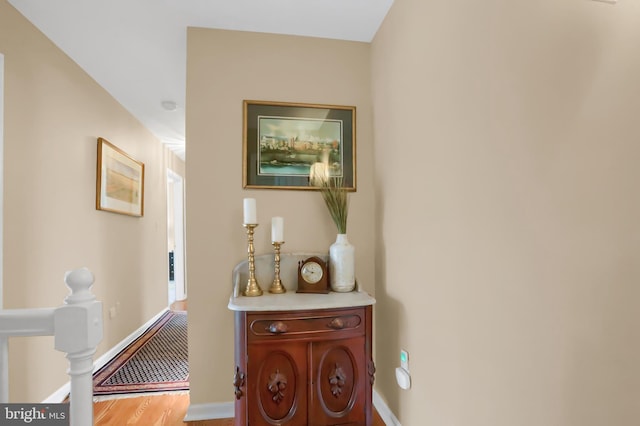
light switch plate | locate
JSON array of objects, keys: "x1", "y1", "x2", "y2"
[{"x1": 400, "y1": 349, "x2": 409, "y2": 371}]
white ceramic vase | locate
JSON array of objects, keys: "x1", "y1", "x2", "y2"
[{"x1": 329, "y1": 234, "x2": 355, "y2": 292}]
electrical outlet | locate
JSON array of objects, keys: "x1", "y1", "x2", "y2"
[{"x1": 109, "y1": 306, "x2": 117, "y2": 319}]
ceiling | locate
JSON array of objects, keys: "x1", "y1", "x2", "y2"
[{"x1": 8, "y1": 0, "x2": 394, "y2": 160}]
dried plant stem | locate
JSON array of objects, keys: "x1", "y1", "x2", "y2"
[{"x1": 320, "y1": 176, "x2": 348, "y2": 234}]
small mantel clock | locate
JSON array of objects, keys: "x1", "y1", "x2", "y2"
[{"x1": 297, "y1": 256, "x2": 330, "y2": 294}]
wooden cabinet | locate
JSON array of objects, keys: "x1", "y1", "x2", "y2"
[{"x1": 233, "y1": 305, "x2": 374, "y2": 426}]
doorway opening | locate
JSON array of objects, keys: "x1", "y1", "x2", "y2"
[{"x1": 167, "y1": 169, "x2": 186, "y2": 307}]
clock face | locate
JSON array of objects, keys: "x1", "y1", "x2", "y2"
[{"x1": 301, "y1": 261, "x2": 323, "y2": 284}]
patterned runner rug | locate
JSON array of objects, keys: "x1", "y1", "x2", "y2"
[{"x1": 93, "y1": 310, "x2": 189, "y2": 395}]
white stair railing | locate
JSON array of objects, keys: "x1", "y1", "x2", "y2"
[{"x1": 0, "y1": 268, "x2": 103, "y2": 426}]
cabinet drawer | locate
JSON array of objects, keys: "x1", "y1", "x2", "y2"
[{"x1": 247, "y1": 308, "x2": 365, "y2": 341}]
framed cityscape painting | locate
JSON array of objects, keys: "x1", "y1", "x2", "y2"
[{"x1": 243, "y1": 100, "x2": 356, "y2": 191}]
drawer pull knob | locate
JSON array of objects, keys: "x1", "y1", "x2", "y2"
[
  {"x1": 268, "y1": 321, "x2": 288, "y2": 334},
  {"x1": 328, "y1": 318, "x2": 345, "y2": 330}
]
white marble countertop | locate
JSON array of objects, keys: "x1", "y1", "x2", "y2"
[
  {"x1": 228, "y1": 290, "x2": 375, "y2": 312},
  {"x1": 228, "y1": 252, "x2": 375, "y2": 312}
]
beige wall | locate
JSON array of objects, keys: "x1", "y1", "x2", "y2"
[
  {"x1": 185, "y1": 28, "x2": 374, "y2": 404},
  {"x1": 372, "y1": 0, "x2": 640, "y2": 425},
  {"x1": 6, "y1": 0, "x2": 637, "y2": 420},
  {"x1": 1, "y1": 0, "x2": 184, "y2": 402}
]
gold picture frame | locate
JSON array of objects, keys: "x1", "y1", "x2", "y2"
[
  {"x1": 96, "y1": 137, "x2": 145, "y2": 217},
  {"x1": 243, "y1": 100, "x2": 356, "y2": 191}
]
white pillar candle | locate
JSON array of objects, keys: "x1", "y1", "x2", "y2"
[
  {"x1": 271, "y1": 217, "x2": 284, "y2": 242},
  {"x1": 243, "y1": 198, "x2": 257, "y2": 224}
]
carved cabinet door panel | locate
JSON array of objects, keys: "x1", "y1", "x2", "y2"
[
  {"x1": 309, "y1": 336, "x2": 367, "y2": 426},
  {"x1": 247, "y1": 342, "x2": 308, "y2": 426}
]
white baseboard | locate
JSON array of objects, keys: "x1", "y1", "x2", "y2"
[
  {"x1": 42, "y1": 308, "x2": 170, "y2": 403},
  {"x1": 91, "y1": 308, "x2": 170, "y2": 373},
  {"x1": 42, "y1": 382, "x2": 71, "y2": 404},
  {"x1": 373, "y1": 389, "x2": 401, "y2": 426},
  {"x1": 183, "y1": 390, "x2": 400, "y2": 425},
  {"x1": 184, "y1": 401, "x2": 234, "y2": 421}
]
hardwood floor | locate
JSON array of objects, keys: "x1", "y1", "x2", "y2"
[
  {"x1": 94, "y1": 393, "x2": 231, "y2": 425},
  {"x1": 94, "y1": 392, "x2": 385, "y2": 425},
  {"x1": 170, "y1": 299, "x2": 188, "y2": 311}
]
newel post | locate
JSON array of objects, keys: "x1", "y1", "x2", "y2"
[{"x1": 54, "y1": 268, "x2": 103, "y2": 426}]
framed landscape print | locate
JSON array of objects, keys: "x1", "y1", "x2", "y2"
[
  {"x1": 96, "y1": 137, "x2": 145, "y2": 217},
  {"x1": 243, "y1": 100, "x2": 356, "y2": 191}
]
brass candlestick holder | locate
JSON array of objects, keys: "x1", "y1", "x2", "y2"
[
  {"x1": 242, "y1": 223, "x2": 263, "y2": 297},
  {"x1": 269, "y1": 241, "x2": 286, "y2": 294}
]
